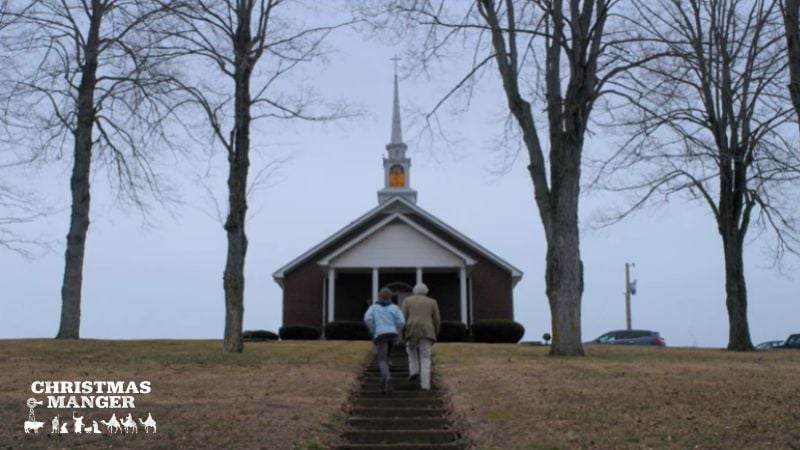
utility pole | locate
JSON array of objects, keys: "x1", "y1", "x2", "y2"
[{"x1": 624, "y1": 263, "x2": 637, "y2": 330}]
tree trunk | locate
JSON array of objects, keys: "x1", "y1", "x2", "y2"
[
  {"x1": 722, "y1": 234, "x2": 754, "y2": 351},
  {"x1": 222, "y1": 13, "x2": 252, "y2": 353},
  {"x1": 784, "y1": 0, "x2": 800, "y2": 127},
  {"x1": 56, "y1": 2, "x2": 102, "y2": 340},
  {"x1": 546, "y1": 239, "x2": 585, "y2": 356},
  {"x1": 222, "y1": 169, "x2": 247, "y2": 353},
  {"x1": 222, "y1": 99, "x2": 249, "y2": 352},
  {"x1": 543, "y1": 143, "x2": 585, "y2": 356}
]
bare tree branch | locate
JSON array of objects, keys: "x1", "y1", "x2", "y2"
[{"x1": 781, "y1": 0, "x2": 800, "y2": 128}]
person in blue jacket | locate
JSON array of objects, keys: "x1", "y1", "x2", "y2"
[{"x1": 364, "y1": 288, "x2": 406, "y2": 394}]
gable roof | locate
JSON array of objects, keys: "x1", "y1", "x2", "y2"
[
  {"x1": 272, "y1": 196, "x2": 523, "y2": 285},
  {"x1": 317, "y1": 212, "x2": 477, "y2": 268}
]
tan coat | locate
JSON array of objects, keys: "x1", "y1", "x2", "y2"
[{"x1": 401, "y1": 294, "x2": 441, "y2": 343}]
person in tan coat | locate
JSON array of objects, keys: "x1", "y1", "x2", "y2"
[{"x1": 401, "y1": 283, "x2": 441, "y2": 390}]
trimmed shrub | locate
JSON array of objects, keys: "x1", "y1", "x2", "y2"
[
  {"x1": 437, "y1": 321, "x2": 469, "y2": 342},
  {"x1": 471, "y1": 319, "x2": 525, "y2": 343},
  {"x1": 279, "y1": 325, "x2": 320, "y2": 340},
  {"x1": 324, "y1": 321, "x2": 371, "y2": 341},
  {"x1": 242, "y1": 330, "x2": 278, "y2": 341}
]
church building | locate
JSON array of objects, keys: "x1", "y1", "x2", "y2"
[{"x1": 273, "y1": 76, "x2": 523, "y2": 332}]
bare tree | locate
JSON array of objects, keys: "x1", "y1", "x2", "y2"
[
  {"x1": 596, "y1": 0, "x2": 798, "y2": 351},
  {"x1": 0, "y1": 0, "x2": 184, "y2": 339},
  {"x1": 372, "y1": 0, "x2": 646, "y2": 355},
  {"x1": 0, "y1": 2, "x2": 49, "y2": 257},
  {"x1": 163, "y1": 1, "x2": 352, "y2": 352},
  {"x1": 0, "y1": 182, "x2": 47, "y2": 257},
  {"x1": 782, "y1": 0, "x2": 800, "y2": 125}
]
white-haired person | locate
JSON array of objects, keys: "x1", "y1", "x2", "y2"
[
  {"x1": 401, "y1": 283, "x2": 441, "y2": 390},
  {"x1": 364, "y1": 288, "x2": 406, "y2": 394}
]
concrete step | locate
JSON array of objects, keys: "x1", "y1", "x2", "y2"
[
  {"x1": 360, "y1": 383, "x2": 432, "y2": 391},
  {"x1": 347, "y1": 417, "x2": 450, "y2": 430},
  {"x1": 353, "y1": 398, "x2": 442, "y2": 408},
  {"x1": 338, "y1": 350, "x2": 460, "y2": 450},
  {"x1": 342, "y1": 430, "x2": 458, "y2": 444},
  {"x1": 334, "y1": 445, "x2": 463, "y2": 450},
  {"x1": 350, "y1": 407, "x2": 447, "y2": 418},
  {"x1": 359, "y1": 385, "x2": 434, "y2": 393},
  {"x1": 365, "y1": 369, "x2": 411, "y2": 375},
  {"x1": 361, "y1": 375, "x2": 425, "y2": 382},
  {"x1": 357, "y1": 390, "x2": 437, "y2": 398},
  {"x1": 360, "y1": 382, "x2": 435, "y2": 391},
  {"x1": 361, "y1": 375, "x2": 427, "y2": 382}
]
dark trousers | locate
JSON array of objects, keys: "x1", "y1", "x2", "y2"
[{"x1": 374, "y1": 333, "x2": 397, "y2": 382}]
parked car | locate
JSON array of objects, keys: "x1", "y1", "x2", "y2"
[
  {"x1": 586, "y1": 329, "x2": 666, "y2": 346},
  {"x1": 755, "y1": 340, "x2": 784, "y2": 349},
  {"x1": 783, "y1": 334, "x2": 800, "y2": 349}
]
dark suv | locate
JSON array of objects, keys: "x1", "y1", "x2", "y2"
[
  {"x1": 783, "y1": 334, "x2": 800, "y2": 349},
  {"x1": 587, "y1": 329, "x2": 666, "y2": 346}
]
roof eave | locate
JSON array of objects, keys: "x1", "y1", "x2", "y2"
[
  {"x1": 271, "y1": 196, "x2": 410, "y2": 281},
  {"x1": 395, "y1": 197, "x2": 525, "y2": 279},
  {"x1": 272, "y1": 195, "x2": 524, "y2": 284}
]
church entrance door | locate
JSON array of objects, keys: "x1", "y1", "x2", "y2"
[{"x1": 382, "y1": 281, "x2": 413, "y2": 307}]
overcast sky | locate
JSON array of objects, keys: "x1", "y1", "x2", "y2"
[{"x1": 1, "y1": 4, "x2": 798, "y2": 347}]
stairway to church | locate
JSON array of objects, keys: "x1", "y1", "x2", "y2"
[{"x1": 335, "y1": 345, "x2": 464, "y2": 450}]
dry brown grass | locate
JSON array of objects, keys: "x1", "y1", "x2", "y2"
[
  {"x1": 434, "y1": 344, "x2": 800, "y2": 450},
  {"x1": 5, "y1": 339, "x2": 799, "y2": 449},
  {"x1": 0, "y1": 339, "x2": 370, "y2": 449}
]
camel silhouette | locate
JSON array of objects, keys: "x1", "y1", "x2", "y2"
[
  {"x1": 137, "y1": 413, "x2": 157, "y2": 434},
  {"x1": 122, "y1": 413, "x2": 138, "y2": 434},
  {"x1": 100, "y1": 413, "x2": 122, "y2": 434}
]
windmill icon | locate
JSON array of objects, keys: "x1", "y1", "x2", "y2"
[{"x1": 26, "y1": 398, "x2": 43, "y2": 422}]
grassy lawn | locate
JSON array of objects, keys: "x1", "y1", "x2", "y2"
[
  {"x1": 0, "y1": 339, "x2": 370, "y2": 449},
  {"x1": 434, "y1": 344, "x2": 800, "y2": 449},
  {"x1": 4, "y1": 340, "x2": 799, "y2": 449}
]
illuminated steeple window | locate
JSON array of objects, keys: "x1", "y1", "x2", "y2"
[{"x1": 389, "y1": 165, "x2": 405, "y2": 187}]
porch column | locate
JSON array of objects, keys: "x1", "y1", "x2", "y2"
[
  {"x1": 416, "y1": 267, "x2": 423, "y2": 285},
  {"x1": 322, "y1": 278, "x2": 327, "y2": 328},
  {"x1": 459, "y1": 267, "x2": 467, "y2": 323},
  {"x1": 327, "y1": 268, "x2": 336, "y2": 322},
  {"x1": 372, "y1": 268, "x2": 379, "y2": 304}
]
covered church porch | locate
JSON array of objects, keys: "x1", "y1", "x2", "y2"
[
  {"x1": 316, "y1": 213, "x2": 477, "y2": 325},
  {"x1": 324, "y1": 267, "x2": 470, "y2": 324}
]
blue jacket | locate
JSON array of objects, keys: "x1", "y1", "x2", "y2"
[{"x1": 364, "y1": 302, "x2": 405, "y2": 340}]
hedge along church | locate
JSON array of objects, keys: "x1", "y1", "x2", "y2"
[{"x1": 273, "y1": 74, "x2": 523, "y2": 332}]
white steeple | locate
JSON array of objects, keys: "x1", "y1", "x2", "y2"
[
  {"x1": 391, "y1": 72, "x2": 403, "y2": 144},
  {"x1": 378, "y1": 70, "x2": 417, "y2": 204}
]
